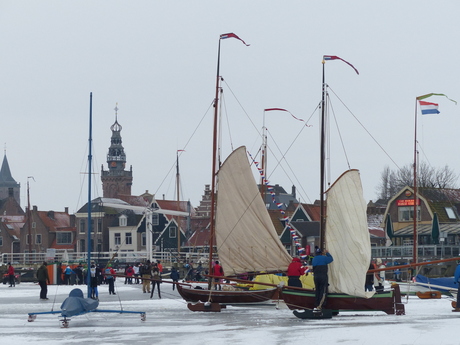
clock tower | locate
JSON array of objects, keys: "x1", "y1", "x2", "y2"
[{"x1": 101, "y1": 105, "x2": 133, "y2": 199}]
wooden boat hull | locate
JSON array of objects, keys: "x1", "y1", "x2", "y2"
[
  {"x1": 177, "y1": 284, "x2": 278, "y2": 305},
  {"x1": 280, "y1": 284, "x2": 405, "y2": 315},
  {"x1": 416, "y1": 291, "x2": 442, "y2": 299}
]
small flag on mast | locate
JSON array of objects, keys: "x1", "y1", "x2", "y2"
[
  {"x1": 323, "y1": 55, "x2": 359, "y2": 75},
  {"x1": 418, "y1": 101, "x2": 440, "y2": 115},
  {"x1": 220, "y1": 33, "x2": 250, "y2": 46}
]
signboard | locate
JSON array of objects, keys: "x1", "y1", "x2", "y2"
[
  {"x1": 396, "y1": 199, "x2": 421, "y2": 206},
  {"x1": 46, "y1": 248, "x2": 56, "y2": 261}
]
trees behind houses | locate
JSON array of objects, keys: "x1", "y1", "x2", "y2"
[{"x1": 376, "y1": 162, "x2": 459, "y2": 201}]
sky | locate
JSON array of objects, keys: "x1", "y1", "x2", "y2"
[
  {"x1": 1, "y1": 282, "x2": 459, "y2": 344},
  {"x1": 1, "y1": 1, "x2": 460, "y2": 213}
]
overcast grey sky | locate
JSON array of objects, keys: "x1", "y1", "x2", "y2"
[{"x1": 1, "y1": 1, "x2": 459, "y2": 213}]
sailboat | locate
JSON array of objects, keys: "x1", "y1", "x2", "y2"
[
  {"x1": 177, "y1": 146, "x2": 292, "y2": 309},
  {"x1": 280, "y1": 56, "x2": 405, "y2": 317},
  {"x1": 177, "y1": 34, "x2": 292, "y2": 310},
  {"x1": 28, "y1": 94, "x2": 146, "y2": 327}
]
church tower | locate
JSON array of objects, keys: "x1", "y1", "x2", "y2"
[
  {"x1": 0, "y1": 152, "x2": 20, "y2": 204},
  {"x1": 101, "y1": 105, "x2": 133, "y2": 199}
]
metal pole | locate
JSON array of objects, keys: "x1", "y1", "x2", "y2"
[{"x1": 86, "y1": 92, "x2": 93, "y2": 298}]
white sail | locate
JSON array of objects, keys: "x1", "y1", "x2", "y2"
[
  {"x1": 326, "y1": 169, "x2": 375, "y2": 298},
  {"x1": 215, "y1": 146, "x2": 292, "y2": 275}
]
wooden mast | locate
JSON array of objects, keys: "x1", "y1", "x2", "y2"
[
  {"x1": 319, "y1": 59, "x2": 327, "y2": 251},
  {"x1": 260, "y1": 110, "x2": 267, "y2": 202},
  {"x1": 413, "y1": 98, "x2": 418, "y2": 265},
  {"x1": 208, "y1": 37, "x2": 221, "y2": 288},
  {"x1": 176, "y1": 151, "x2": 181, "y2": 253}
]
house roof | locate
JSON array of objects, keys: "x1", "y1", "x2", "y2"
[
  {"x1": 35, "y1": 211, "x2": 71, "y2": 232},
  {"x1": 290, "y1": 221, "x2": 320, "y2": 237},
  {"x1": 418, "y1": 188, "x2": 460, "y2": 223},
  {"x1": 184, "y1": 226, "x2": 215, "y2": 248},
  {"x1": 0, "y1": 197, "x2": 24, "y2": 215}
]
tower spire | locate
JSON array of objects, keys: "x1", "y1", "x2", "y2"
[{"x1": 101, "y1": 104, "x2": 133, "y2": 199}]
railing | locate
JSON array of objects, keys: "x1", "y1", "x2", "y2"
[
  {"x1": 371, "y1": 244, "x2": 460, "y2": 262},
  {"x1": 1, "y1": 251, "x2": 213, "y2": 266}
]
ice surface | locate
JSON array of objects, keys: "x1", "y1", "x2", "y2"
[{"x1": 0, "y1": 281, "x2": 458, "y2": 345}]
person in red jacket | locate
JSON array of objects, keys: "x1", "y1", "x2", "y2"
[
  {"x1": 212, "y1": 261, "x2": 224, "y2": 290},
  {"x1": 7, "y1": 263, "x2": 15, "y2": 287},
  {"x1": 287, "y1": 257, "x2": 303, "y2": 288}
]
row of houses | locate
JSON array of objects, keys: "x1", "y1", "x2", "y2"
[{"x1": 2, "y1": 111, "x2": 460, "y2": 262}]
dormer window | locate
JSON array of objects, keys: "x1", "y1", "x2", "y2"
[
  {"x1": 119, "y1": 215, "x2": 127, "y2": 227},
  {"x1": 445, "y1": 207, "x2": 457, "y2": 220}
]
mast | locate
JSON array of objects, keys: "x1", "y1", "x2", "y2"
[
  {"x1": 260, "y1": 110, "x2": 267, "y2": 202},
  {"x1": 412, "y1": 98, "x2": 418, "y2": 264},
  {"x1": 86, "y1": 92, "x2": 93, "y2": 298},
  {"x1": 27, "y1": 178, "x2": 32, "y2": 257},
  {"x1": 176, "y1": 151, "x2": 181, "y2": 253},
  {"x1": 319, "y1": 59, "x2": 327, "y2": 251},
  {"x1": 208, "y1": 37, "x2": 221, "y2": 286}
]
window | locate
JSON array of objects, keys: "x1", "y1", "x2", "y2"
[
  {"x1": 56, "y1": 232, "x2": 72, "y2": 245},
  {"x1": 445, "y1": 207, "x2": 457, "y2": 220},
  {"x1": 0, "y1": 236, "x2": 2, "y2": 246},
  {"x1": 79, "y1": 219, "x2": 85, "y2": 233},
  {"x1": 398, "y1": 206, "x2": 420, "y2": 222},
  {"x1": 79, "y1": 239, "x2": 85, "y2": 252},
  {"x1": 32, "y1": 222, "x2": 36, "y2": 228},
  {"x1": 119, "y1": 215, "x2": 127, "y2": 227},
  {"x1": 97, "y1": 219, "x2": 103, "y2": 233},
  {"x1": 152, "y1": 213, "x2": 159, "y2": 226},
  {"x1": 115, "y1": 233, "x2": 121, "y2": 245},
  {"x1": 126, "y1": 233, "x2": 132, "y2": 245},
  {"x1": 169, "y1": 226, "x2": 177, "y2": 238},
  {"x1": 35, "y1": 234, "x2": 42, "y2": 245},
  {"x1": 141, "y1": 233, "x2": 146, "y2": 246}
]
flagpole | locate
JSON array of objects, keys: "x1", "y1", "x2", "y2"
[{"x1": 413, "y1": 98, "x2": 418, "y2": 265}]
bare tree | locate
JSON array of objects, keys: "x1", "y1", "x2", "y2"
[{"x1": 376, "y1": 163, "x2": 459, "y2": 200}]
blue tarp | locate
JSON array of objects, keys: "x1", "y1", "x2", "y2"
[
  {"x1": 415, "y1": 274, "x2": 456, "y2": 291},
  {"x1": 60, "y1": 288, "x2": 99, "y2": 317}
]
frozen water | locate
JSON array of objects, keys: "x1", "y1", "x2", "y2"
[{"x1": 0, "y1": 280, "x2": 458, "y2": 345}]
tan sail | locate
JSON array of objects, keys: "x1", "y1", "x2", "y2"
[
  {"x1": 326, "y1": 169, "x2": 375, "y2": 298},
  {"x1": 215, "y1": 146, "x2": 292, "y2": 275}
]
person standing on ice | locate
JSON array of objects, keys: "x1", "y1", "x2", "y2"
[
  {"x1": 454, "y1": 262, "x2": 460, "y2": 311},
  {"x1": 104, "y1": 264, "x2": 116, "y2": 295},
  {"x1": 7, "y1": 262, "x2": 15, "y2": 287},
  {"x1": 37, "y1": 262, "x2": 50, "y2": 300},
  {"x1": 312, "y1": 248, "x2": 333, "y2": 310}
]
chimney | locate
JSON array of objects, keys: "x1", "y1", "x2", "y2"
[
  {"x1": 33, "y1": 205, "x2": 38, "y2": 212},
  {"x1": 65, "y1": 207, "x2": 69, "y2": 214},
  {"x1": 292, "y1": 185, "x2": 296, "y2": 199}
]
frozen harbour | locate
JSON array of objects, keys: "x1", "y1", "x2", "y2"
[{"x1": 0, "y1": 281, "x2": 458, "y2": 345}]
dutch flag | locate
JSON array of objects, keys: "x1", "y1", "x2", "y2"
[{"x1": 419, "y1": 100, "x2": 440, "y2": 115}]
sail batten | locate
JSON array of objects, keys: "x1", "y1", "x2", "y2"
[
  {"x1": 215, "y1": 146, "x2": 292, "y2": 275},
  {"x1": 326, "y1": 169, "x2": 375, "y2": 298}
]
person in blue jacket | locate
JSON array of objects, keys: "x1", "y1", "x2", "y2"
[
  {"x1": 454, "y1": 262, "x2": 460, "y2": 311},
  {"x1": 312, "y1": 248, "x2": 333, "y2": 310}
]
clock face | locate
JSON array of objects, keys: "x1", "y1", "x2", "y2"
[{"x1": 111, "y1": 162, "x2": 117, "y2": 167}]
